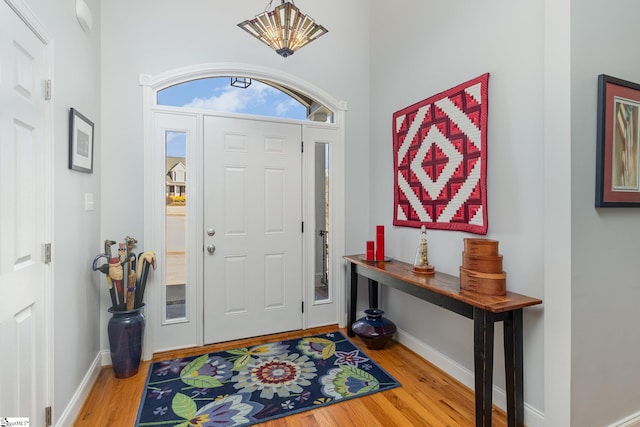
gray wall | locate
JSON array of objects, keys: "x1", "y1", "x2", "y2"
[
  {"x1": 21, "y1": 0, "x2": 102, "y2": 423},
  {"x1": 369, "y1": 0, "x2": 546, "y2": 421},
  {"x1": 571, "y1": 0, "x2": 640, "y2": 425}
]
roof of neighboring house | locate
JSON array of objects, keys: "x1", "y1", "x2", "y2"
[{"x1": 166, "y1": 156, "x2": 186, "y2": 185}]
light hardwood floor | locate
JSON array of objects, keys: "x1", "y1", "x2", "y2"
[{"x1": 74, "y1": 325, "x2": 508, "y2": 426}]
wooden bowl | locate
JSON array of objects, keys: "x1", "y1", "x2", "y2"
[
  {"x1": 461, "y1": 252, "x2": 503, "y2": 273},
  {"x1": 413, "y1": 265, "x2": 435, "y2": 275},
  {"x1": 463, "y1": 238, "x2": 499, "y2": 256},
  {"x1": 459, "y1": 267, "x2": 507, "y2": 296}
]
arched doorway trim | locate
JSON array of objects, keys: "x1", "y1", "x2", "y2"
[{"x1": 140, "y1": 62, "x2": 348, "y2": 115}]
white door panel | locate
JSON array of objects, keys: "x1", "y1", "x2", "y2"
[
  {"x1": 204, "y1": 116, "x2": 302, "y2": 343},
  {"x1": 0, "y1": 1, "x2": 48, "y2": 423}
]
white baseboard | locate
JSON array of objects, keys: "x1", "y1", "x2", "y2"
[
  {"x1": 609, "y1": 411, "x2": 640, "y2": 427},
  {"x1": 101, "y1": 348, "x2": 112, "y2": 366},
  {"x1": 394, "y1": 327, "x2": 545, "y2": 427},
  {"x1": 54, "y1": 351, "x2": 103, "y2": 427}
]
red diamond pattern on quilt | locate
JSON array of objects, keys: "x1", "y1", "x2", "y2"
[{"x1": 393, "y1": 73, "x2": 489, "y2": 235}]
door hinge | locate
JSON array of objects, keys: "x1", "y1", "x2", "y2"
[
  {"x1": 301, "y1": 140, "x2": 304, "y2": 153},
  {"x1": 44, "y1": 243, "x2": 52, "y2": 264},
  {"x1": 45, "y1": 406, "x2": 52, "y2": 426},
  {"x1": 301, "y1": 301, "x2": 304, "y2": 313},
  {"x1": 301, "y1": 222, "x2": 304, "y2": 233},
  {"x1": 44, "y1": 80, "x2": 52, "y2": 100}
]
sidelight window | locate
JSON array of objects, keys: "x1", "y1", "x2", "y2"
[{"x1": 165, "y1": 131, "x2": 187, "y2": 320}]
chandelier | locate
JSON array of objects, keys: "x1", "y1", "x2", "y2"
[{"x1": 238, "y1": 0, "x2": 328, "y2": 58}]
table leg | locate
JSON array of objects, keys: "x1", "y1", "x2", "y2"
[
  {"x1": 504, "y1": 309, "x2": 524, "y2": 427},
  {"x1": 348, "y1": 262, "x2": 357, "y2": 337},
  {"x1": 368, "y1": 279, "x2": 379, "y2": 308},
  {"x1": 473, "y1": 307, "x2": 495, "y2": 427}
]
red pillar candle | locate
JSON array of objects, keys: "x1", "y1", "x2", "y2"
[
  {"x1": 366, "y1": 241, "x2": 375, "y2": 260},
  {"x1": 376, "y1": 225, "x2": 385, "y2": 261}
]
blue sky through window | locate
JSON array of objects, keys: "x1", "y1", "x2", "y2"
[{"x1": 159, "y1": 78, "x2": 307, "y2": 157}]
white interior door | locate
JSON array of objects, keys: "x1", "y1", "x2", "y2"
[
  {"x1": 0, "y1": 1, "x2": 49, "y2": 423},
  {"x1": 203, "y1": 115, "x2": 302, "y2": 343}
]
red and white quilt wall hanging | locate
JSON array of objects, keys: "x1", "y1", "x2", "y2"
[{"x1": 393, "y1": 73, "x2": 489, "y2": 235}]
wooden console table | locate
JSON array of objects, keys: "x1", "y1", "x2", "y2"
[{"x1": 344, "y1": 255, "x2": 542, "y2": 427}]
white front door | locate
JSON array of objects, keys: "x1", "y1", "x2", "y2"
[
  {"x1": 0, "y1": 1, "x2": 49, "y2": 423},
  {"x1": 203, "y1": 115, "x2": 303, "y2": 343}
]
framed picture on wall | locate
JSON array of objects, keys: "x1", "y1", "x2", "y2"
[
  {"x1": 69, "y1": 108, "x2": 94, "y2": 173},
  {"x1": 596, "y1": 74, "x2": 640, "y2": 207}
]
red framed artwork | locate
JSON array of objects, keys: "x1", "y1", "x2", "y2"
[
  {"x1": 393, "y1": 73, "x2": 489, "y2": 234},
  {"x1": 596, "y1": 74, "x2": 640, "y2": 207}
]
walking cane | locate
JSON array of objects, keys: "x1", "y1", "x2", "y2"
[
  {"x1": 135, "y1": 251, "x2": 156, "y2": 307},
  {"x1": 109, "y1": 257, "x2": 124, "y2": 310},
  {"x1": 93, "y1": 253, "x2": 117, "y2": 309},
  {"x1": 121, "y1": 252, "x2": 137, "y2": 310}
]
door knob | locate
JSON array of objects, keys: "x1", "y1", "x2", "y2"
[
  {"x1": 207, "y1": 244, "x2": 216, "y2": 254},
  {"x1": 207, "y1": 228, "x2": 216, "y2": 236}
]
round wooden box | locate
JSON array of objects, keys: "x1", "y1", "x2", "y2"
[
  {"x1": 461, "y1": 252, "x2": 503, "y2": 273},
  {"x1": 463, "y1": 238, "x2": 499, "y2": 256},
  {"x1": 459, "y1": 267, "x2": 507, "y2": 296}
]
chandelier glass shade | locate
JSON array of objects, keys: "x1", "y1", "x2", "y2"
[{"x1": 238, "y1": 1, "x2": 328, "y2": 58}]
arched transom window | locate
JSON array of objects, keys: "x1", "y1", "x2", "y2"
[{"x1": 157, "y1": 77, "x2": 333, "y2": 123}]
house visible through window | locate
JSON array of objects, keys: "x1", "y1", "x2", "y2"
[{"x1": 167, "y1": 158, "x2": 186, "y2": 196}]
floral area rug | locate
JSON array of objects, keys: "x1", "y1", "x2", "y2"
[{"x1": 135, "y1": 331, "x2": 400, "y2": 426}]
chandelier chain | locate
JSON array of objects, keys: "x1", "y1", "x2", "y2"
[{"x1": 263, "y1": 0, "x2": 295, "y2": 13}]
